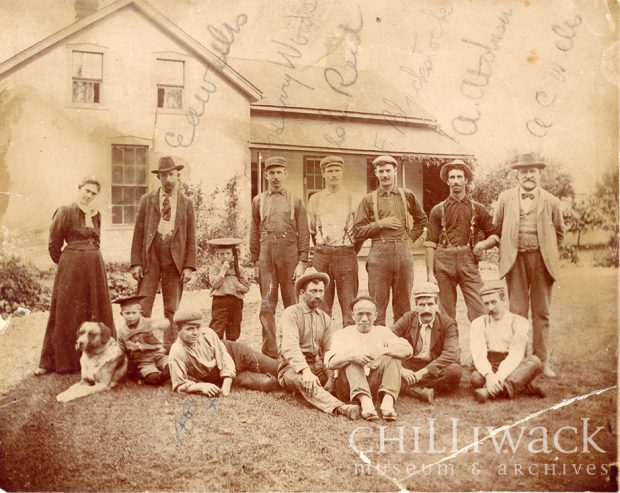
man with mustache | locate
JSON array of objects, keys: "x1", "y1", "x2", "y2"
[
  {"x1": 391, "y1": 282, "x2": 462, "y2": 404},
  {"x1": 250, "y1": 156, "x2": 309, "y2": 358},
  {"x1": 130, "y1": 156, "x2": 197, "y2": 353},
  {"x1": 493, "y1": 154, "x2": 565, "y2": 377},
  {"x1": 277, "y1": 269, "x2": 360, "y2": 420},
  {"x1": 307, "y1": 156, "x2": 361, "y2": 327},
  {"x1": 469, "y1": 280, "x2": 545, "y2": 402},
  {"x1": 425, "y1": 160, "x2": 498, "y2": 321},
  {"x1": 353, "y1": 155, "x2": 427, "y2": 326}
]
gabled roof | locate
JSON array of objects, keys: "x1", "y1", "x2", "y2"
[{"x1": 0, "y1": 0, "x2": 262, "y2": 102}]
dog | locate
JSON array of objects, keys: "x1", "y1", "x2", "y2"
[{"x1": 56, "y1": 321, "x2": 128, "y2": 403}]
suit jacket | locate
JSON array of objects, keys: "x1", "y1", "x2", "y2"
[
  {"x1": 130, "y1": 188, "x2": 197, "y2": 274},
  {"x1": 391, "y1": 311, "x2": 460, "y2": 376},
  {"x1": 494, "y1": 186, "x2": 565, "y2": 280}
]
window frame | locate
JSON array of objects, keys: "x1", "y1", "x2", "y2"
[
  {"x1": 153, "y1": 52, "x2": 189, "y2": 114},
  {"x1": 110, "y1": 144, "x2": 149, "y2": 226},
  {"x1": 66, "y1": 43, "x2": 108, "y2": 109},
  {"x1": 303, "y1": 155, "x2": 326, "y2": 203}
]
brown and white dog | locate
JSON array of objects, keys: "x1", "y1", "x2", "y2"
[{"x1": 56, "y1": 321, "x2": 128, "y2": 403}]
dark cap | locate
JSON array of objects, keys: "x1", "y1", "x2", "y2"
[
  {"x1": 372, "y1": 155, "x2": 398, "y2": 168},
  {"x1": 112, "y1": 294, "x2": 147, "y2": 307},
  {"x1": 207, "y1": 237, "x2": 243, "y2": 248},
  {"x1": 152, "y1": 156, "x2": 184, "y2": 174},
  {"x1": 264, "y1": 156, "x2": 288, "y2": 170},
  {"x1": 320, "y1": 155, "x2": 344, "y2": 170}
]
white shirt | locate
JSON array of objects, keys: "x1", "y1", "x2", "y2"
[
  {"x1": 414, "y1": 321, "x2": 433, "y2": 360},
  {"x1": 307, "y1": 187, "x2": 358, "y2": 246},
  {"x1": 518, "y1": 186, "x2": 539, "y2": 213},
  {"x1": 470, "y1": 311, "x2": 530, "y2": 383},
  {"x1": 157, "y1": 187, "x2": 178, "y2": 239}
]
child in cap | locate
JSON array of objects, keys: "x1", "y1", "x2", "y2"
[
  {"x1": 207, "y1": 238, "x2": 249, "y2": 341},
  {"x1": 114, "y1": 295, "x2": 170, "y2": 385}
]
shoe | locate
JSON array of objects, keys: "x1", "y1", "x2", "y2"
[
  {"x1": 473, "y1": 388, "x2": 489, "y2": 403},
  {"x1": 259, "y1": 375, "x2": 281, "y2": 392},
  {"x1": 34, "y1": 368, "x2": 51, "y2": 376},
  {"x1": 409, "y1": 386, "x2": 434, "y2": 404},
  {"x1": 336, "y1": 404, "x2": 360, "y2": 420},
  {"x1": 525, "y1": 382, "x2": 546, "y2": 398},
  {"x1": 361, "y1": 409, "x2": 380, "y2": 421},
  {"x1": 543, "y1": 365, "x2": 557, "y2": 378},
  {"x1": 380, "y1": 408, "x2": 397, "y2": 421}
]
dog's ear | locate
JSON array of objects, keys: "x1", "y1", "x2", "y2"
[{"x1": 98, "y1": 322, "x2": 112, "y2": 344}]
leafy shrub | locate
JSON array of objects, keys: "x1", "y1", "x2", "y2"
[
  {"x1": 107, "y1": 270, "x2": 136, "y2": 300},
  {"x1": 0, "y1": 254, "x2": 51, "y2": 315},
  {"x1": 559, "y1": 245, "x2": 580, "y2": 265},
  {"x1": 593, "y1": 236, "x2": 619, "y2": 268}
]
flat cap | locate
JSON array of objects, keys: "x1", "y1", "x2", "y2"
[
  {"x1": 320, "y1": 155, "x2": 344, "y2": 170},
  {"x1": 173, "y1": 310, "x2": 203, "y2": 326},
  {"x1": 264, "y1": 156, "x2": 288, "y2": 170},
  {"x1": 207, "y1": 237, "x2": 243, "y2": 248},
  {"x1": 479, "y1": 280, "x2": 505, "y2": 297},
  {"x1": 112, "y1": 294, "x2": 147, "y2": 307},
  {"x1": 440, "y1": 159, "x2": 474, "y2": 183},
  {"x1": 295, "y1": 267, "x2": 330, "y2": 292},
  {"x1": 372, "y1": 155, "x2": 398, "y2": 168},
  {"x1": 412, "y1": 282, "x2": 440, "y2": 298},
  {"x1": 511, "y1": 153, "x2": 546, "y2": 170}
]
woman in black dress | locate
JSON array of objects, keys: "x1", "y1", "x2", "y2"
[{"x1": 35, "y1": 177, "x2": 115, "y2": 375}]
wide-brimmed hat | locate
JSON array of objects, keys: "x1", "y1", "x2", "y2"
[
  {"x1": 207, "y1": 237, "x2": 243, "y2": 248},
  {"x1": 151, "y1": 156, "x2": 184, "y2": 174},
  {"x1": 112, "y1": 294, "x2": 147, "y2": 307},
  {"x1": 320, "y1": 155, "x2": 344, "y2": 170},
  {"x1": 510, "y1": 153, "x2": 546, "y2": 170},
  {"x1": 264, "y1": 156, "x2": 288, "y2": 170},
  {"x1": 440, "y1": 159, "x2": 474, "y2": 183},
  {"x1": 295, "y1": 267, "x2": 330, "y2": 292}
]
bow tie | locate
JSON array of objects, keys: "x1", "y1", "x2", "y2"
[{"x1": 521, "y1": 192, "x2": 535, "y2": 200}]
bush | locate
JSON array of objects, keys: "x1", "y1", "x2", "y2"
[
  {"x1": 560, "y1": 245, "x2": 580, "y2": 265},
  {"x1": 0, "y1": 254, "x2": 51, "y2": 315},
  {"x1": 107, "y1": 270, "x2": 136, "y2": 301},
  {"x1": 593, "y1": 235, "x2": 619, "y2": 268}
]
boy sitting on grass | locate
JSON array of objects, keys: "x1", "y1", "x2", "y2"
[
  {"x1": 207, "y1": 237, "x2": 249, "y2": 341},
  {"x1": 169, "y1": 310, "x2": 280, "y2": 396},
  {"x1": 114, "y1": 295, "x2": 170, "y2": 385}
]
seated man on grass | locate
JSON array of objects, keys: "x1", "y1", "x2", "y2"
[
  {"x1": 326, "y1": 295, "x2": 413, "y2": 421},
  {"x1": 391, "y1": 282, "x2": 462, "y2": 404},
  {"x1": 115, "y1": 295, "x2": 170, "y2": 385},
  {"x1": 470, "y1": 280, "x2": 545, "y2": 403},
  {"x1": 169, "y1": 310, "x2": 280, "y2": 396}
]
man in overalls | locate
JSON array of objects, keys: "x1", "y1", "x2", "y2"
[
  {"x1": 353, "y1": 155, "x2": 427, "y2": 326},
  {"x1": 307, "y1": 155, "x2": 360, "y2": 327},
  {"x1": 250, "y1": 156, "x2": 309, "y2": 358},
  {"x1": 424, "y1": 160, "x2": 498, "y2": 322}
]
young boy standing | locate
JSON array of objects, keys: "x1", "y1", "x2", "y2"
[
  {"x1": 114, "y1": 295, "x2": 170, "y2": 385},
  {"x1": 207, "y1": 238, "x2": 249, "y2": 341}
]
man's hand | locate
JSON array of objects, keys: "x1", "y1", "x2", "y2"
[
  {"x1": 131, "y1": 265, "x2": 143, "y2": 281},
  {"x1": 472, "y1": 241, "x2": 486, "y2": 257},
  {"x1": 413, "y1": 369, "x2": 428, "y2": 383},
  {"x1": 300, "y1": 368, "x2": 320, "y2": 396},
  {"x1": 377, "y1": 217, "x2": 402, "y2": 230},
  {"x1": 402, "y1": 368, "x2": 417, "y2": 386},
  {"x1": 427, "y1": 272, "x2": 438, "y2": 285},
  {"x1": 293, "y1": 262, "x2": 306, "y2": 281},
  {"x1": 350, "y1": 352, "x2": 375, "y2": 366},
  {"x1": 181, "y1": 268, "x2": 194, "y2": 283},
  {"x1": 195, "y1": 382, "x2": 221, "y2": 397},
  {"x1": 220, "y1": 378, "x2": 232, "y2": 397},
  {"x1": 485, "y1": 373, "x2": 503, "y2": 396}
]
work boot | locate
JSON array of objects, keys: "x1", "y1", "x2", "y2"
[
  {"x1": 336, "y1": 404, "x2": 360, "y2": 420},
  {"x1": 525, "y1": 382, "x2": 546, "y2": 398},
  {"x1": 473, "y1": 388, "x2": 489, "y2": 403},
  {"x1": 408, "y1": 386, "x2": 434, "y2": 404}
]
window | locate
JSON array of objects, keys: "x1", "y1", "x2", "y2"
[
  {"x1": 111, "y1": 145, "x2": 148, "y2": 225},
  {"x1": 156, "y1": 59, "x2": 184, "y2": 109},
  {"x1": 303, "y1": 156, "x2": 325, "y2": 202},
  {"x1": 72, "y1": 51, "x2": 102, "y2": 104}
]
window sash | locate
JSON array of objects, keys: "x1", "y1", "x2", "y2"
[{"x1": 111, "y1": 145, "x2": 149, "y2": 225}]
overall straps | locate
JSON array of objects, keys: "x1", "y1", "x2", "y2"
[
  {"x1": 371, "y1": 190, "x2": 383, "y2": 241},
  {"x1": 259, "y1": 190, "x2": 297, "y2": 235},
  {"x1": 439, "y1": 198, "x2": 477, "y2": 247},
  {"x1": 341, "y1": 191, "x2": 354, "y2": 244},
  {"x1": 398, "y1": 188, "x2": 413, "y2": 233},
  {"x1": 315, "y1": 192, "x2": 324, "y2": 244}
]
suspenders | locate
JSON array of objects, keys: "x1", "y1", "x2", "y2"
[
  {"x1": 315, "y1": 191, "x2": 354, "y2": 245},
  {"x1": 439, "y1": 198, "x2": 477, "y2": 248},
  {"x1": 259, "y1": 191, "x2": 297, "y2": 236},
  {"x1": 371, "y1": 188, "x2": 413, "y2": 241}
]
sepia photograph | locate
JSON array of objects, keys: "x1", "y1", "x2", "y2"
[{"x1": 0, "y1": 0, "x2": 617, "y2": 491}]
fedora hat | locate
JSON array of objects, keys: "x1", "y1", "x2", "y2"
[
  {"x1": 295, "y1": 267, "x2": 330, "y2": 292},
  {"x1": 510, "y1": 153, "x2": 546, "y2": 170},
  {"x1": 440, "y1": 159, "x2": 474, "y2": 183},
  {"x1": 151, "y1": 156, "x2": 184, "y2": 174}
]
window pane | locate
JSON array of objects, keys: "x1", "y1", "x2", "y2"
[
  {"x1": 157, "y1": 87, "x2": 164, "y2": 108},
  {"x1": 123, "y1": 166, "x2": 135, "y2": 184},
  {"x1": 112, "y1": 166, "x2": 123, "y2": 184},
  {"x1": 112, "y1": 146, "x2": 123, "y2": 164},
  {"x1": 111, "y1": 186, "x2": 123, "y2": 204},
  {"x1": 73, "y1": 81, "x2": 95, "y2": 103},
  {"x1": 156, "y1": 59, "x2": 184, "y2": 86},
  {"x1": 161, "y1": 87, "x2": 182, "y2": 109},
  {"x1": 135, "y1": 167, "x2": 146, "y2": 185},
  {"x1": 72, "y1": 51, "x2": 102, "y2": 79},
  {"x1": 135, "y1": 147, "x2": 146, "y2": 165},
  {"x1": 124, "y1": 206, "x2": 137, "y2": 224},
  {"x1": 123, "y1": 147, "x2": 135, "y2": 165},
  {"x1": 111, "y1": 205, "x2": 122, "y2": 224}
]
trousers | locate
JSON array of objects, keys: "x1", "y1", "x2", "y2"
[
  {"x1": 335, "y1": 356, "x2": 403, "y2": 402},
  {"x1": 209, "y1": 295, "x2": 243, "y2": 341},
  {"x1": 506, "y1": 250, "x2": 554, "y2": 362},
  {"x1": 279, "y1": 360, "x2": 343, "y2": 414},
  {"x1": 258, "y1": 236, "x2": 299, "y2": 358},
  {"x1": 138, "y1": 235, "x2": 183, "y2": 353},
  {"x1": 312, "y1": 245, "x2": 359, "y2": 326},
  {"x1": 402, "y1": 358, "x2": 462, "y2": 394},
  {"x1": 367, "y1": 241, "x2": 414, "y2": 326},
  {"x1": 470, "y1": 352, "x2": 543, "y2": 397},
  {"x1": 434, "y1": 246, "x2": 485, "y2": 321}
]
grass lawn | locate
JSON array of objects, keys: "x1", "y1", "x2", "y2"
[{"x1": 0, "y1": 266, "x2": 617, "y2": 491}]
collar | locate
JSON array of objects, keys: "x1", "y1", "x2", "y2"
[
  {"x1": 417, "y1": 314, "x2": 436, "y2": 328},
  {"x1": 378, "y1": 186, "x2": 399, "y2": 197},
  {"x1": 267, "y1": 188, "x2": 286, "y2": 196},
  {"x1": 323, "y1": 186, "x2": 344, "y2": 196},
  {"x1": 300, "y1": 300, "x2": 317, "y2": 314},
  {"x1": 518, "y1": 186, "x2": 539, "y2": 197},
  {"x1": 446, "y1": 193, "x2": 469, "y2": 204},
  {"x1": 160, "y1": 186, "x2": 177, "y2": 197}
]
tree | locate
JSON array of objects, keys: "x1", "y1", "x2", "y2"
[{"x1": 590, "y1": 164, "x2": 619, "y2": 240}]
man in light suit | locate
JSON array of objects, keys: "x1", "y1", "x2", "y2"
[
  {"x1": 391, "y1": 282, "x2": 462, "y2": 404},
  {"x1": 130, "y1": 156, "x2": 197, "y2": 353},
  {"x1": 493, "y1": 153, "x2": 565, "y2": 377}
]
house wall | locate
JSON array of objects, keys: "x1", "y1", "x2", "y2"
[{"x1": 0, "y1": 6, "x2": 252, "y2": 264}]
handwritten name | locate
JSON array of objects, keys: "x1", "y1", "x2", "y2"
[
  {"x1": 165, "y1": 14, "x2": 247, "y2": 148},
  {"x1": 526, "y1": 15, "x2": 582, "y2": 137},
  {"x1": 174, "y1": 396, "x2": 218, "y2": 443},
  {"x1": 451, "y1": 8, "x2": 512, "y2": 136}
]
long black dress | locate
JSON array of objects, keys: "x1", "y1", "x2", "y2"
[{"x1": 38, "y1": 203, "x2": 115, "y2": 373}]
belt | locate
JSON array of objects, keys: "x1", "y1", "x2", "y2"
[
  {"x1": 371, "y1": 238, "x2": 409, "y2": 244},
  {"x1": 260, "y1": 231, "x2": 296, "y2": 240},
  {"x1": 315, "y1": 244, "x2": 355, "y2": 252},
  {"x1": 437, "y1": 245, "x2": 470, "y2": 251},
  {"x1": 65, "y1": 239, "x2": 99, "y2": 249}
]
